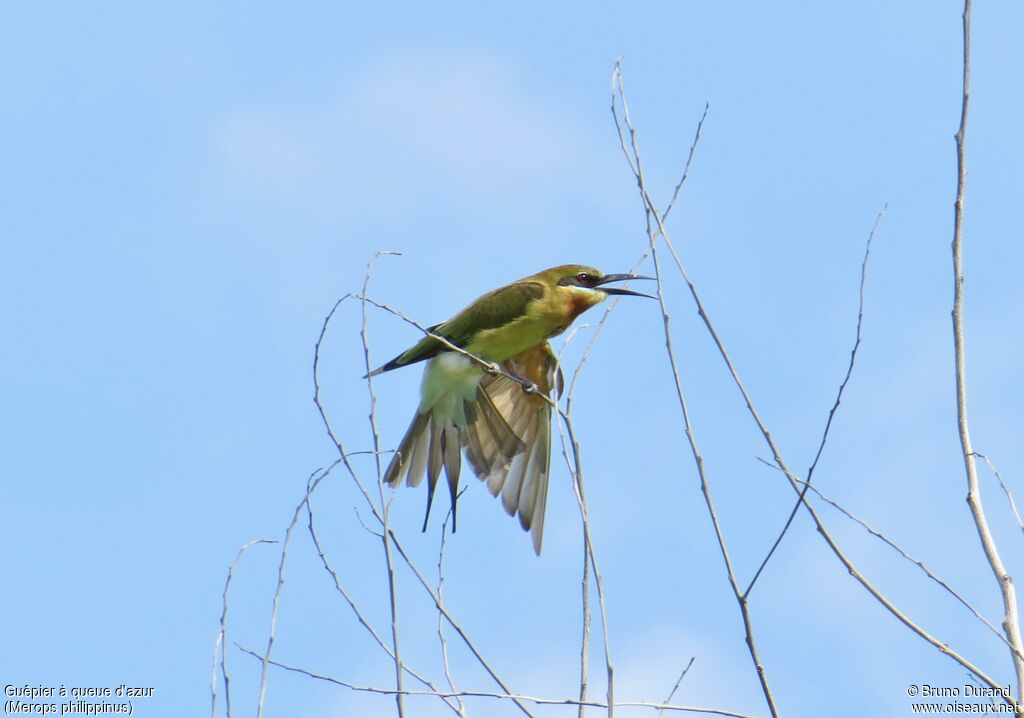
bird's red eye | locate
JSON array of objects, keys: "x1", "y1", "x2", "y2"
[{"x1": 576, "y1": 272, "x2": 590, "y2": 283}]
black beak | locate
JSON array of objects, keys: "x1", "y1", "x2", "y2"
[{"x1": 594, "y1": 273, "x2": 656, "y2": 299}]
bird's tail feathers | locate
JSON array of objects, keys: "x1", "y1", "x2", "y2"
[
  {"x1": 383, "y1": 389, "x2": 522, "y2": 535},
  {"x1": 383, "y1": 412, "x2": 429, "y2": 488},
  {"x1": 365, "y1": 356, "x2": 402, "y2": 379}
]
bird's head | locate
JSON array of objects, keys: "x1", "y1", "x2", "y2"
[
  {"x1": 533, "y1": 264, "x2": 655, "y2": 321},
  {"x1": 545, "y1": 264, "x2": 655, "y2": 299}
]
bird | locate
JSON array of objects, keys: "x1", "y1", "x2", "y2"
[{"x1": 368, "y1": 264, "x2": 652, "y2": 554}]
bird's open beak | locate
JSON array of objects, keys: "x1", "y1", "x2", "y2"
[{"x1": 594, "y1": 273, "x2": 657, "y2": 299}]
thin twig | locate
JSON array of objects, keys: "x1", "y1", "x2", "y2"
[
  {"x1": 577, "y1": 521, "x2": 592, "y2": 718},
  {"x1": 973, "y1": 453, "x2": 1024, "y2": 537},
  {"x1": 256, "y1": 464, "x2": 339, "y2": 718},
  {"x1": 561, "y1": 411, "x2": 616, "y2": 718},
  {"x1": 552, "y1": 323, "x2": 598, "y2": 718},
  {"x1": 553, "y1": 308, "x2": 625, "y2": 718},
  {"x1": 662, "y1": 103, "x2": 709, "y2": 227},
  {"x1": 437, "y1": 502, "x2": 468, "y2": 717},
  {"x1": 950, "y1": 0, "x2": 1024, "y2": 704},
  {"x1": 755, "y1": 456, "x2": 1019, "y2": 657},
  {"x1": 555, "y1": 74, "x2": 708, "y2": 718},
  {"x1": 612, "y1": 56, "x2": 1014, "y2": 705},
  {"x1": 303, "y1": 479, "x2": 462, "y2": 715},
  {"x1": 360, "y1": 251, "x2": 407, "y2": 718},
  {"x1": 553, "y1": 317, "x2": 619, "y2": 718},
  {"x1": 611, "y1": 59, "x2": 780, "y2": 718},
  {"x1": 313, "y1": 295, "x2": 381, "y2": 514},
  {"x1": 212, "y1": 538, "x2": 277, "y2": 718},
  {"x1": 353, "y1": 505, "x2": 385, "y2": 538},
  {"x1": 563, "y1": 246, "x2": 653, "y2": 405},
  {"x1": 746, "y1": 203, "x2": 887, "y2": 597},
  {"x1": 387, "y1": 530, "x2": 537, "y2": 718},
  {"x1": 657, "y1": 658, "x2": 696, "y2": 718},
  {"x1": 237, "y1": 646, "x2": 756, "y2": 718}
]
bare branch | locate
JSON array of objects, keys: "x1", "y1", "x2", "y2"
[
  {"x1": 553, "y1": 74, "x2": 709, "y2": 718},
  {"x1": 360, "y1": 251, "x2": 407, "y2": 718},
  {"x1": 611, "y1": 55, "x2": 1014, "y2": 704},
  {"x1": 611, "y1": 58, "x2": 780, "y2": 718},
  {"x1": 212, "y1": 538, "x2": 277, "y2": 718},
  {"x1": 546, "y1": 93, "x2": 712, "y2": 718},
  {"x1": 313, "y1": 295, "x2": 381, "y2": 514},
  {"x1": 304, "y1": 480, "x2": 463, "y2": 716},
  {"x1": 756, "y1": 456, "x2": 1020, "y2": 659},
  {"x1": 950, "y1": 0, "x2": 1024, "y2": 703},
  {"x1": 662, "y1": 103, "x2": 709, "y2": 227},
  {"x1": 353, "y1": 505, "x2": 385, "y2": 538},
  {"x1": 387, "y1": 530, "x2": 537, "y2": 718},
  {"x1": 550, "y1": 322, "x2": 605, "y2": 718},
  {"x1": 237, "y1": 645, "x2": 757, "y2": 718},
  {"x1": 657, "y1": 657, "x2": 696, "y2": 718},
  {"x1": 560, "y1": 411, "x2": 616, "y2": 718},
  {"x1": 973, "y1": 452, "x2": 1024, "y2": 537},
  {"x1": 437, "y1": 503, "x2": 468, "y2": 717},
  {"x1": 746, "y1": 203, "x2": 887, "y2": 597},
  {"x1": 256, "y1": 463, "x2": 340, "y2": 718},
  {"x1": 577, "y1": 530, "x2": 591, "y2": 718}
]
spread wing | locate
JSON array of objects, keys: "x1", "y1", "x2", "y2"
[
  {"x1": 465, "y1": 342, "x2": 562, "y2": 555},
  {"x1": 368, "y1": 281, "x2": 545, "y2": 376}
]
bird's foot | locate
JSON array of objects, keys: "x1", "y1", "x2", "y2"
[
  {"x1": 485, "y1": 361, "x2": 503, "y2": 376},
  {"x1": 507, "y1": 373, "x2": 539, "y2": 395},
  {"x1": 485, "y1": 362, "x2": 539, "y2": 395}
]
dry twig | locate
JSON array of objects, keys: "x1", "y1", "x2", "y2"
[
  {"x1": 611, "y1": 59, "x2": 779, "y2": 718},
  {"x1": 611, "y1": 55, "x2": 1015, "y2": 709},
  {"x1": 949, "y1": 0, "x2": 1024, "y2": 704},
  {"x1": 212, "y1": 538, "x2": 277, "y2": 718},
  {"x1": 973, "y1": 452, "x2": 1024, "y2": 537},
  {"x1": 304, "y1": 478, "x2": 463, "y2": 715},
  {"x1": 437, "y1": 503, "x2": 468, "y2": 717},
  {"x1": 746, "y1": 204, "x2": 887, "y2": 597},
  {"x1": 755, "y1": 456, "x2": 1019, "y2": 657},
  {"x1": 256, "y1": 463, "x2": 340, "y2": 718},
  {"x1": 360, "y1": 251, "x2": 407, "y2": 718},
  {"x1": 657, "y1": 658, "x2": 696, "y2": 718},
  {"x1": 237, "y1": 645, "x2": 757, "y2": 718}
]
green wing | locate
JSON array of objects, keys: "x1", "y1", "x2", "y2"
[{"x1": 369, "y1": 281, "x2": 545, "y2": 375}]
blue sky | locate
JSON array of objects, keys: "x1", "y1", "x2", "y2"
[{"x1": 3, "y1": 1, "x2": 1023, "y2": 716}]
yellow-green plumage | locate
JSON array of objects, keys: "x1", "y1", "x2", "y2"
[{"x1": 370, "y1": 264, "x2": 649, "y2": 554}]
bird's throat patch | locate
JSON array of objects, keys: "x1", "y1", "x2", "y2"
[{"x1": 566, "y1": 286, "x2": 605, "y2": 320}]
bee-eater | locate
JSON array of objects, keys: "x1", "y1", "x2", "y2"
[{"x1": 369, "y1": 264, "x2": 651, "y2": 554}]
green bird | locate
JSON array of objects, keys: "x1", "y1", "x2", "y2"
[{"x1": 369, "y1": 264, "x2": 651, "y2": 554}]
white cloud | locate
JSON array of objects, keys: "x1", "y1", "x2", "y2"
[
  {"x1": 343, "y1": 53, "x2": 589, "y2": 194},
  {"x1": 211, "y1": 51, "x2": 602, "y2": 211}
]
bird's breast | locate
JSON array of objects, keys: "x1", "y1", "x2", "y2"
[{"x1": 466, "y1": 316, "x2": 551, "y2": 362}]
